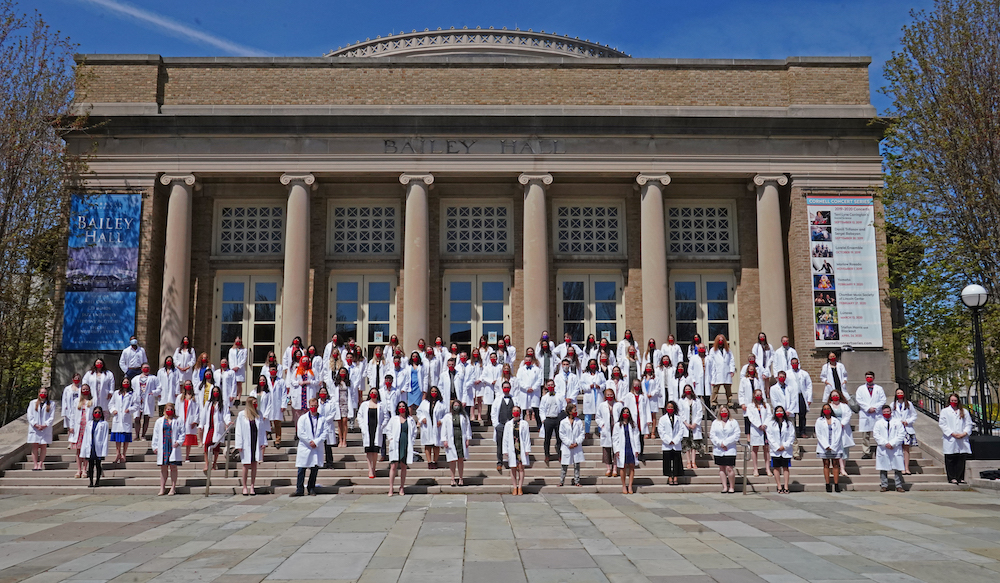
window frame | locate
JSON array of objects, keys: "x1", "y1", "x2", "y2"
[
  {"x1": 327, "y1": 272, "x2": 398, "y2": 359},
  {"x1": 213, "y1": 199, "x2": 287, "y2": 257},
  {"x1": 551, "y1": 200, "x2": 627, "y2": 260},
  {"x1": 441, "y1": 271, "x2": 512, "y2": 356},
  {"x1": 438, "y1": 198, "x2": 514, "y2": 258},
  {"x1": 211, "y1": 271, "x2": 283, "y2": 382},
  {"x1": 555, "y1": 270, "x2": 626, "y2": 345},
  {"x1": 668, "y1": 270, "x2": 740, "y2": 360},
  {"x1": 327, "y1": 200, "x2": 402, "y2": 258},
  {"x1": 664, "y1": 200, "x2": 740, "y2": 261}
]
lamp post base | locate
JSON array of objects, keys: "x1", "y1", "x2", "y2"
[{"x1": 970, "y1": 435, "x2": 1000, "y2": 460}]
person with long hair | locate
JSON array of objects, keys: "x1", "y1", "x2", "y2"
[
  {"x1": 172, "y1": 336, "x2": 196, "y2": 383},
  {"x1": 291, "y1": 356, "x2": 319, "y2": 427},
  {"x1": 891, "y1": 388, "x2": 918, "y2": 475},
  {"x1": 387, "y1": 401, "x2": 415, "y2": 497},
  {"x1": 417, "y1": 386, "x2": 446, "y2": 469},
  {"x1": 657, "y1": 356, "x2": 678, "y2": 405},
  {"x1": 580, "y1": 359, "x2": 606, "y2": 439},
  {"x1": 83, "y1": 358, "x2": 115, "y2": 412},
  {"x1": 228, "y1": 336, "x2": 248, "y2": 403},
  {"x1": 466, "y1": 351, "x2": 486, "y2": 423},
  {"x1": 152, "y1": 402, "x2": 185, "y2": 496},
  {"x1": 266, "y1": 365, "x2": 285, "y2": 443},
  {"x1": 606, "y1": 366, "x2": 628, "y2": 402},
  {"x1": 535, "y1": 331, "x2": 556, "y2": 383},
  {"x1": 940, "y1": 393, "x2": 973, "y2": 484},
  {"x1": 194, "y1": 352, "x2": 214, "y2": 398},
  {"x1": 69, "y1": 385, "x2": 95, "y2": 478},
  {"x1": 622, "y1": 346, "x2": 642, "y2": 391},
  {"x1": 660, "y1": 335, "x2": 683, "y2": 371},
  {"x1": 767, "y1": 405, "x2": 794, "y2": 493},
  {"x1": 82, "y1": 406, "x2": 109, "y2": 487},
  {"x1": 874, "y1": 404, "x2": 906, "y2": 492},
  {"x1": 156, "y1": 356, "x2": 179, "y2": 418},
  {"x1": 711, "y1": 405, "x2": 740, "y2": 493},
  {"x1": 441, "y1": 400, "x2": 472, "y2": 486},
  {"x1": 133, "y1": 363, "x2": 160, "y2": 441},
  {"x1": 331, "y1": 366, "x2": 354, "y2": 448},
  {"x1": 707, "y1": 335, "x2": 736, "y2": 408},
  {"x1": 27, "y1": 388, "x2": 54, "y2": 470},
  {"x1": 616, "y1": 329, "x2": 638, "y2": 367},
  {"x1": 680, "y1": 385, "x2": 703, "y2": 470},
  {"x1": 503, "y1": 406, "x2": 531, "y2": 495},
  {"x1": 625, "y1": 379, "x2": 653, "y2": 462},
  {"x1": 404, "y1": 351, "x2": 426, "y2": 415},
  {"x1": 658, "y1": 400, "x2": 684, "y2": 485},
  {"x1": 178, "y1": 381, "x2": 200, "y2": 461},
  {"x1": 516, "y1": 348, "x2": 542, "y2": 427},
  {"x1": 317, "y1": 385, "x2": 339, "y2": 467},
  {"x1": 109, "y1": 378, "x2": 135, "y2": 464},
  {"x1": 199, "y1": 384, "x2": 232, "y2": 474},
  {"x1": 746, "y1": 388, "x2": 772, "y2": 477},
  {"x1": 641, "y1": 364, "x2": 662, "y2": 436},
  {"x1": 357, "y1": 388, "x2": 388, "y2": 479},
  {"x1": 292, "y1": 398, "x2": 326, "y2": 496},
  {"x1": 559, "y1": 403, "x2": 585, "y2": 487},
  {"x1": 686, "y1": 333, "x2": 703, "y2": 362},
  {"x1": 816, "y1": 402, "x2": 845, "y2": 492},
  {"x1": 613, "y1": 406, "x2": 641, "y2": 494},
  {"x1": 62, "y1": 373, "x2": 82, "y2": 423},
  {"x1": 235, "y1": 396, "x2": 268, "y2": 496},
  {"x1": 820, "y1": 352, "x2": 847, "y2": 404},
  {"x1": 752, "y1": 332, "x2": 774, "y2": 381},
  {"x1": 827, "y1": 390, "x2": 855, "y2": 476}
]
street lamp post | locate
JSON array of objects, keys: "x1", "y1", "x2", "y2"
[{"x1": 961, "y1": 284, "x2": 991, "y2": 436}]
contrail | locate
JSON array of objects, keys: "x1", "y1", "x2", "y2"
[{"x1": 77, "y1": 0, "x2": 272, "y2": 56}]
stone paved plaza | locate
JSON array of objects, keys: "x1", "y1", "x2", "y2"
[{"x1": 1, "y1": 491, "x2": 999, "y2": 583}]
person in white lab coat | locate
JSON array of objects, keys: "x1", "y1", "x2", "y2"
[
  {"x1": 891, "y1": 388, "x2": 918, "y2": 475},
  {"x1": 82, "y1": 358, "x2": 115, "y2": 412},
  {"x1": 81, "y1": 406, "x2": 109, "y2": 487},
  {"x1": 173, "y1": 336, "x2": 196, "y2": 383},
  {"x1": 642, "y1": 338, "x2": 661, "y2": 373},
  {"x1": 316, "y1": 386, "x2": 340, "y2": 466},
  {"x1": 466, "y1": 351, "x2": 486, "y2": 423},
  {"x1": 403, "y1": 352, "x2": 428, "y2": 413},
  {"x1": 751, "y1": 332, "x2": 774, "y2": 382},
  {"x1": 387, "y1": 401, "x2": 415, "y2": 497},
  {"x1": 559, "y1": 403, "x2": 585, "y2": 487},
  {"x1": 516, "y1": 349, "x2": 543, "y2": 427},
  {"x1": 438, "y1": 357, "x2": 464, "y2": 407},
  {"x1": 289, "y1": 356, "x2": 320, "y2": 428},
  {"x1": 766, "y1": 406, "x2": 795, "y2": 493},
  {"x1": 151, "y1": 403, "x2": 185, "y2": 496},
  {"x1": 441, "y1": 401, "x2": 472, "y2": 486},
  {"x1": 199, "y1": 385, "x2": 232, "y2": 474},
  {"x1": 772, "y1": 337, "x2": 798, "y2": 384},
  {"x1": 939, "y1": 393, "x2": 973, "y2": 484},
  {"x1": 786, "y1": 358, "x2": 812, "y2": 438},
  {"x1": 855, "y1": 371, "x2": 886, "y2": 459},
  {"x1": 745, "y1": 389, "x2": 772, "y2": 477},
  {"x1": 357, "y1": 389, "x2": 389, "y2": 479},
  {"x1": 235, "y1": 396, "x2": 268, "y2": 496},
  {"x1": 177, "y1": 381, "x2": 200, "y2": 460},
  {"x1": 119, "y1": 335, "x2": 147, "y2": 381},
  {"x1": 657, "y1": 356, "x2": 678, "y2": 405},
  {"x1": 266, "y1": 365, "x2": 286, "y2": 444},
  {"x1": 417, "y1": 387, "x2": 446, "y2": 469},
  {"x1": 688, "y1": 345, "x2": 710, "y2": 410},
  {"x1": 617, "y1": 329, "x2": 639, "y2": 368},
  {"x1": 503, "y1": 406, "x2": 532, "y2": 495},
  {"x1": 827, "y1": 390, "x2": 855, "y2": 476},
  {"x1": 554, "y1": 359, "x2": 580, "y2": 411},
  {"x1": 816, "y1": 403, "x2": 845, "y2": 492},
  {"x1": 254, "y1": 375, "x2": 279, "y2": 445},
  {"x1": 624, "y1": 379, "x2": 653, "y2": 462},
  {"x1": 156, "y1": 356, "x2": 179, "y2": 417},
  {"x1": 680, "y1": 385, "x2": 704, "y2": 470},
  {"x1": 539, "y1": 381, "x2": 564, "y2": 463},
  {"x1": 641, "y1": 365, "x2": 662, "y2": 432},
  {"x1": 613, "y1": 407, "x2": 642, "y2": 494},
  {"x1": 108, "y1": 378, "x2": 136, "y2": 464},
  {"x1": 707, "y1": 336, "x2": 736, "y2": 408},
  {"x1": 61, "y1": 373, "x2": 82, "y2": 421},
  {"x1": 580, "y1": 359, "x2": 606, "y2": 438},
  {"x1": 596, "y1": 387, "x2": 623, "y2": 478},
  {"x1": 329, "y1": 367, "x2": 355, "y2": 448},
  {"x1": 874, "y1": 404, "x2": 906, "y2": 492},
  {"x1": 660, "y1": 335, "x2": 684, "y2": 370},
  {"x1": 69, "y1": 385, "x2": 95, "y2": 478},
  {"x1": 217, "y1": 359, "x2": 237, "y2": 408},
  {"x1": 228, "y1": 337, "x2": 248, "y2": 402},
  {"x1": 769, "y1": 371, "x2": 799, "y2": 436},
  {"x1": 535, "y1": 332, "x2": 557, "y2": 383},
  {"x1": 819, "y1": 352, "x2": 847, "y2": 404},
  {"x1": 27, "y1": 389, "x2": 54, "y2": 470},
  {"x1": 292, "y1": 398, "x2": 326, "y2": 496},
  {"x1": 132, "y1": 363, "x2": 160, "y2": 441},
  {"x1": 710, "y1": 406, "x2": 740, "y2": 493},
  {"x1": 658, "y1": 401, "x2": 685, "y2": 485},
  {"x1": 737, "y1": 364, "x2": 761, "y2": 434},
  {"x1": 606, "y1": 366, "x2": 629, "y2": 402}
]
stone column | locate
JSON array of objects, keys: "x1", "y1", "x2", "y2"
[
  {"x1": 399, "y1": 173, "x2": 433, "y2": 350},
  {"x1": 518, "y1": 173, "x2": 553, "y2": 346},
  {"x1": 753, "y1": 174, "x2": 790, "y2": 343},
  {"x1": 637, "y1": 174, "x2": 671, "y2": 345},
  {"x1": 280, "y1": 173, "x2": 314, "y2": 347},
  {"x1": 158, "y1": 174, "x2": 195, "y2": 364}
]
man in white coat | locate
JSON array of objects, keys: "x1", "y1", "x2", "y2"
[
  {"x1": 772, "y1": 337, "x2": 798, "y2": 382},
  {"x1": 855, "y1": 371, "x2": 886, "y2": 459},
  {"x1": 874, "y1": 404, "x2": 905, "y2": 492},
  {"x1": 439, "y1": 357, "x2": 465, "y2": 405},
  {"x1": 785, "y1": 358, "x2": 812, "y2": 438},
  {"x1": 688, "y1": 345, "x2": 709, "y2": 410},
  {"x1": 292, "y1": 398, "x2": 326, "y2": 496},
  {"x1": 119, "y1": 335, "x2": 147, "y2": 381}
]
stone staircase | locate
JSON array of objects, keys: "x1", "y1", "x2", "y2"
[{"x1": 0, "y1": 407, "x2": 955, "y2": 495}]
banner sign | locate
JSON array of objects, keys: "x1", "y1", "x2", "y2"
[
  {"x1": 62, "y1": 194, "x2": 141, "y2": 350},
  {"x1": 807, "y1": 196, "x2": 883, "y2": 348}
]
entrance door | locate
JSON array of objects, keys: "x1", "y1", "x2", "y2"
[
  {"x1": 328, "y1": 275, "x2": 397, "y2": 360},
  {"x1": 214, "y1": 274, "x2": 282, "y2": 382},
  {"x1": 556, "y1": 273, "x2": 624, "y2": 344},
  {"x1": 442, "y1": 274, "x2": 511, "y2": 356},
  {"x1": 669, "y1": 273, "x2": 737, "y2": 359}
]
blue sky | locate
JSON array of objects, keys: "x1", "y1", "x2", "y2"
[{"x1": 28, "y1": 0, "x2": 934, "y2": 113}]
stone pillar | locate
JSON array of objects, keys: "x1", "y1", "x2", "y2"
[
  {"x1": 400, "y1": 173, "x2": 433, "y2": 350},
  {"x1": 637, "y1": 174, "x2": 671, "y2": 345},
  {"x1": 753, "y1": 174, "x2": 790, "y2": 343},
  {"x1": 280, "y1": 173, "x2": 314, "y2": 347},
  {"x1": 158, "y1": 174, "x2": 195, "y2": 364},
  {"x1": 518, "y1": 173, "x2": 553, "y2": 346}
]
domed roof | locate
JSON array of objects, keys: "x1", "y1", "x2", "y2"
[{"x1": 326, "y1": 27, "x2": 630, "y2": 59}]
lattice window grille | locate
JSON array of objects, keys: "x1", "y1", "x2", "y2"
[
  {"x1": 219, "y1": 205, "x2": 284, "y2": 255},
  {"x1": 667, "y1": 206, "x2": 733, "y2": 255},
  {"x1": 556, "y1": 206, "x2": 621, "y2": 254},
  {"x1": 332, "y1": 205, "x2": 397, "y2": 255},
  {"x1": 444, "y1": 205, "x2": 509, "y2": 254}
]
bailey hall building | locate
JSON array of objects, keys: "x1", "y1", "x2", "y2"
[{"x1": 56, "y1": 28, "x2": 893, "y2": 386}]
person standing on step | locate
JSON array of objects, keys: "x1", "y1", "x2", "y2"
[
  {"x1": 773, "y1": 337, "x2": 798, "y2": 388},
  {"x1": 317, "y1": 385, "x2": 339, "y2": 467},
  {"x1": 330, "y1": 367, "x2": 354, "y2": 448},
  {"x1": 266, "y1": 365, "x2": 285, "y2": 444},
  {"x1": 786, "y1": 358, "x2": 812, "y2": 438},
  {"x1": 357, "y1": 388, "x2": 388, "y2": 480},
  {"x1": 826, "y1": 390, "x2": 855, "y2": 477},
  {"x1": 27, "y1": 388, "x2": 54, "y2": 471},
  {"x1": 119, "y1": 335, "x2": 147, "y2": 381},
  {"x1": 580, "y1": 359, "x2": 606, "y2": 439},
  {"x1": 746, "y1": 388, "x2": 771, "y2": 477},
  {"x1": 441, "y1": 400, "x2": 471, "y2": 487},
  {"x1": 688, "y1": 345, "x2": 710, "y2": 411},
  {"x1": 767, "y1": 405, "x2": 794, "y2": 493},
  {"x1": 152, "y1": 402, "x2": 184, "y2": 496},
  {"x1": 738, "y1": 364, "x2": 760, "y2": 436},
  {"x1": 559, "y1": 403, "x2": 585, "y2": 487},
  {"x1": 83, "y1": 358, "x2": 115, "y2": 412},
  {"x1": 820, "y1": 352, "x2": 847, "y2": 404},
  {"x1": 658, "y1": 400, "x2": 684, "y2": 486},
  {"x1": 855, "y1": 371, "x2": 886, "y2": 459},
  {"x1": 82, "y1": 406, "x2": 109, "y2": 487},
  {"x1": 133, "y1": 363, "x2": 160, "y2": 442},
  {"x1": 292, "y1": 398, "x2": 326, "y2": 496},
  {"x1": 439, "y1": 356, "x2": 463, "y2": 406},
  {"x1": 597, "y1": 387, "x2": 623, "y2": 478},
  {"x1": 156, "y1": 356, "x2": 179, "y2": 418},
  {"x1": 707, "y1": 335, "x2": 736, "y2": 409},
  {"x1": 503, "y1": 406, "x2": 531, "y2": 496},
  {"x1": 228, "y1": 337, "x2": 248, "y2": 405},
  {"x1": 172, "y1": 336, "x2": 196, "y2": 384},
  {"x1": 417, "y1": 386, "x2": 445, "y2": 469},
  {"x1": 539, "y1": 380, "x2": 563, "y2": 464},
  {"x1": 875, "y1": 404, "x2": 906, "y2": 493},
  {"x1": 387, "y1": 401, "x2": 415, "y2": 497},
  {"x1": 769, "y1": 371, "x2": 799, "y2": 456},
  {"x1": 516, "y1": 349, "x2": 543, "y2": 429},
  {"x1": 710, "y1": 405, "x2": 740, "y2": 494},
  {"x1": 235, "y1": 396, "x2": 268, "y2": 496},
  {"x1": 200, "y1": 385, "x2": 232, "y2": 475},
  {"x1": 751, "y1": 332, "x2": 774, "y2": 385},
  {"x1": 62, "y1": 373, "x2": 83, "y2": 422},
  {"x1": 660, "y1": 335, "x2": 684, "y2": 371},
  {"x1": 70, "y1": 385, "x2": 95, "y2": 478},
  {"x1": 939, "y1": 393, "x2": 972, "y2": 485},
  {"x1": 613, "y1": 407, "x2": 641, "y2": 494},
  {"x1": 816, "y1": 402, "x2": 844, "y2": 492},
  {"x1": 178, "y1": 381, "x2": 200, "y2": 461},
  {"x1": 109, "y1": 378, "x2": 136, "y2": 465},
  {"x1": 493, "y1": 382, "x2": 515, "y2": 473},
  {"x1": 891, "y1": 388, "x2": 918, "y2": 475},
  {"x1": 624, "y1": 379, "x2": 653, "y2": 463},
  {"x1": 680, "y1": 385, "x2": 703, "y2": 471},
  {"x1": 255, "y1": 373, "x2": 278, "y2": 447}
]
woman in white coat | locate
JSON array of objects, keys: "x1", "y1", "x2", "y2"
[
  {"x1": 177, "y1": 381, "x2": 200, "y2": 461},
  {"x1": 580, "y1": 360, "x2": 606, "y2": 438},
  {"x1": 710, "y1": 406, "x2": 741, "y2": 493},
  {"x1": 596, "y1": 387, "x2": 623, "y2": 478},
  {"x1": 891, "y1": 388, "x2": 918, "y2": 475},
  {"x1": 816, "y1": 403, "x2": 845, "y2": 492},
  {"x1": 27, "y1": 389, "x2": 54, "y2": 470},
  {"x1": 329, "y1": 367, "x2": 355, "y2": 448},
  {"x1": 939, "y1": 393, "x2": 973, "y2": 484},
  {"x1": 766, "y1": 406, "x2": 795, "y2": 493},
  {"x1": 641, "y1": 365, "x2": 662, "y2": 430},
  {"x1": 151, "y1": 403, "x2": 185, "y2": 496},
  {"x1": 441, "y1": 401, "x2": 472, "y2": 486},
  {"x1": 624, "y1": 379, "x2": 653, "y2": 462},
  {"x1": 228, "y1": 337, "x2": 249, "y2": 401},
  {"x1": 82, "y1": 358, "x2": 116, "y2": 412},
  {"x1": 235, "y1": 396, "x2": 268, "y2": 496},
  {"x1": 874, "y1": 404, "x2": 906, "y2": 492},
  {"x1": 680, "y1": 385, "x2": 704, "y2": 470},
  {"x1": 820, "y1": 352, "x2": 847, "y2": 404},
  {"x1": 606, "y1": 366, "x2": 629, "y2": 402},
  {"x1": 357, "y1": 388, "x2": 390, "y2": 479},
  {"x1": 69, "y1": 385, "x2": 95, "y2": 478},
  {"x1": 503, "y1": 406, "x2": 532, "y2": 495},
  {"x1": 156, "y1": 356, "x2": 179, "y2": 415},
  {"x1": 199, "y1": 386, "x2": 232, "y2": 474},
  {"x1": 386, "y1": 401, "x2": 415, "y2": 497},
  {"x1": 172, "y1": 336, "x2": 197, "y2": 383},
  {"x1": 108, "y1": 378, "x2": 136, "y2": 464},
  {"x1": 827, "y1": 390, "x2": 855, "y2": 476},
  {"x1": 133, "y1": 363, "x2": 160, "y2": 441},
  {"x1": 612, "y1": 407, "x2": 642, "y2": 494},
  {"x1": 81, "y1": 406, "x2": 109, "y2": 487},
  {"x1": 559, "y1": 403, "x2": 585, "y2": 487},
  {"x1": 254, "y1": 375, "x2": 280, "y2": 442},
  {"x1": 417, "y1": 387, "x2": 446, "y2": 469},
  {"x1": 656, "y1": 356, "x2": 677, "y2": 405},
  {"x1": 317, "y1": 386, "x2": 340, "y2": 467},
  {"x1": 706, "y1": 336, "x2": 736, "y2": 408},
  {"x1": 745, "y1": 389, "x2": 772, "y2": 477},
  {"x1": 658, "y1": 401, "x2": 685, "y2": 485},
  {"x1": 751, "y1": 332, "x2": 774, "y2": 380},
  {"x1": 62, "y1": 374, "x2": 82, "y2": 421}
]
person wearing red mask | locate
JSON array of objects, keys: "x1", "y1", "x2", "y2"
[
  {"x1": 939, "y1": 393, "x2": 972, "y2": 485},
  {"x1": 417, "y1": 386, "x2": 446, "y2": 469},
  {"x1": 109, "y1": 379, "x2": 136, "y2": 464},
  {"x1": 83, "y1": 358, "x2": 115, "y2": 412},
  {"x1": 152, "y1": 403, "x2": 185, "y2": 496},
  {"x1": 706, "y1": 335, "x2": 736, "y2": 409},
  {"x1": 767, "y1": 405, "x2": 794, "y2": 493},
  {"x1": 855, "y1": 371, "x2": 886, "y2": 459},
  {"x1": 659, "y1": 335, "x2": 683, "y2": 372},
  {"x1": 357, "y1": 389, "x2": 389, "y2": 479},
  {"x1": 81, "y1": 406, "x2": 109, "y2": 487},
  {"x1": 199, "y1": 384, "x2": 232, "y2": 474},
  {"x1": 172, "y1": 336, "x2": 196, "y2": 383},
  {"x1": 228, "y1": 336, "x2": 248, "y2": 403},
  {"x1": 658, "y1": 400, "x2": 685, "y2": 485},
  {"x1": 157, "y1": 357, "x2": 180, "y2": 418},
  {"x1": 27, "y1": 389, "x2": 54, "y2": 471},
  {"x1": 558, "y1": 403, "x2": 585, "y2": 487},
  {"x1": 773, "y1": 336, "x2": 798, "y2": 382},
  {"x1": 387, "y1": 401, "x2": 415, "y2": 496},
  {"x1": 820, "y1": 352, "x2": 847, "y2": 404},
  {"x1": 134, "y1": 363, "x2": 160, "y2": 442},
  {"x1": 816, "y1": 403, "x2": 845, "y2": 492},
  {"x1": 751, "y1": 332, "x2": 774, "y2": 382},
  {"x1": 293, "y1": 398, "x2": 326, "y2": 496},
  {"x1": 874, "y1": 404, "x2": 906, "y2": 492},
  {"x1": 680, "y1": 385, "x2": 703, "y2": 470},
  {"x1": 597, "y1": 388, "x2": 623, "y2": 477},
  {"x1": 516, "y1": 350, "x2": 542, "y2": 428},
  {"x1": 503, "y1": 406, "x2": 532, "y2": 495},
  {"x1": 613, "y1": 407, "x2": 641, "y2": 494},
  {"x1": 710, "y1": 405, "x2": 740, "y2": 493},
  {"x1": 826, "y1": 389, "x2": 855, "y2": 476},
  {"x1": 330, "y1": 366, "x2": 353, "y2": 448},
  {"x1": 493, "y1": 381, "x2": 516, "y2": 473},
  {"x1": 580, "y1": 359, "x2": 606, "y2": 439},
  {"x1": 785, "y1": 357, "x2": 813, "y2": 439},
  {"x1": 891, "y1": 388, "x2": 918, "y2": 475},
  {"x1": 70, "y1": 385, "x2": 96, "y2": 478},
  {"x1": 442, "y1": 401, "x2": 472, "y2": 486}
]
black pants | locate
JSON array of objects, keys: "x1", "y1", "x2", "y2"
[
  {"x1": 126, "y1": 368, "x2": 141, "y2": 381},
  {"x1": 296, "y1": 466, "x2": 319, "y2": 494},
  {"x1": 87, "y1": 455, "x2": 103, "y2": 486},
  {"x1": 662, "y1": 450, "x2": 683, "y2": 477},
  {"x1": 797, "y1": 394, "x2": 808, "y2": 437},
  {"x1": 945, "y1": 453, "x2": 968, "y2": 482},
  {"x1": 533, "y1": 407, "x2": 541, "y2": 431},
  {"x1": 543, "y1": 418, "x2": 560, "y2": 459},
  {"x1": 744, "y1": 417, "x2": 751, "y2": 435},
  {"x1": 495, "y1": 426, "x2": 504, "y2": 465},
  {"x1": 701, "y1": 395, "x2": 712, "y2": 412},
  {"x1": 324, "y1": 444, "x2": 334, "y2": 468}
]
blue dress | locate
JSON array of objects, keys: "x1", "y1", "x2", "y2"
[
  {"x1": 624, "y1": 426, "x2": 636, "y2": 465},
  {"x1": 407, "y1": 370, "x2": 422, "y2": 408}
]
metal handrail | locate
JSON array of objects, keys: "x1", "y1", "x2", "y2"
[{"x1": 905, "y1": 381, "x2": 946, "y2": 421}]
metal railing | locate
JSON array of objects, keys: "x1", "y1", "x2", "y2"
[{"x1": 904, "y1": 381, "x2": 946, "y2": 421}]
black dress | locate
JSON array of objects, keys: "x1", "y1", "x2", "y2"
[{"x1": 365, "y1": 406, "x2": 380, "y2": 453}]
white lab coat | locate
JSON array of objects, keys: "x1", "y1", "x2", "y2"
[
  {"x1": 657, "y1": 413, "x2": 685, "y2": 451},
  {"x1": 595, "y1": 399, "x2": 623, "y2": 447},
  {"x1": 815, "y1": 416, "x2": 845, "y2": 456},
  {"x1": 766, "y1": 419, "x2": 795, "y2": 459},
  {"x1": 296, "y1": 412, "x2": 327, "y2": 468},
  {"x1": 26, "y1": 400, "x2": 54, "y2": 444},
  {"x1": 133, "y1": 374, "x2": 161, "y2": 416},
  {"x1": 436, "y1": 367, "x2": 463, "y2": 405},
  {"x1": 769, "y1": 382, "x2": 799, "y2": 415},
  {"x1": 257, "y1": 388, "x2": 282, "y2": 422},
  {"x1": 156, "y1": 367, "x2": 180, "y2": 406},
  {"x1": 481, "y1": 362, "x2": 503, "y2": 402},
  {"x1": 440, "y1": 412, "x2": 472, "y2": 461},
  {"x1": 611, "y1": 422, "x2": 642, "y2": 468},
  {"x1": 287, "y1": 371, "x2": 319, "y2": 411},
  {"x1": 386, "y1": 416, "x2": 416, "y2": 465},
  {"x1": 710, "y1": 419, "x2": 741, "y2": 457},
  {"x1": 616, "y1": 339, "x2": 639, "y2": 366},
  {"x1": 178, "y1": 398, "x2": 200, "y2": 437},
  {"x1": 555, "y1": 371, "x2": 580, "y2": 405},
  {"x1": 706, "y1": 348, "x2": 735, "y2": 385},
  {"x1": 151, "y1": 417, "x2": 185, "y2": 465},
  {"x1": 365, "y1": 357, "x2": 389, "y2": 393},
  {"x1": 464, "y1": 363, "x2": 485, "y2": 403},
  {"x1": 327, "y1": 378, "x2": 358, "y2": 419},
  {"x1": 660, "y1": 343, "x2": 684, "y2": 369},
  {"x1": 622, "y1": 393, "x2": 653, "y2": 434},
  {"x1": 641, "y1": 376, "x2": 663, "y2": 410},
  {"x1": 939, "y1": 406, "x2": 973, "y2": 455},
  {"x1": 61, "y1": 383, "x2": 80, "y2": 419},
  {"x1": 559, "y1": 416, "x2": 586, "y2": 464},
  {"x1": 417, "y1": 399, "x2": 447, "y2": 445},
  {"x1": 228, "y1": 346, "x2": 248, "y2": 382},
  {"x1": 318, "y1": 398, "x2": 340, "y2": 445},
  {"x1": 688, "y1": 355, "x2": 708, "y2": 396},
  {"x1": 119, "y1": 345, "x2": 147, "y2": 374},
  {"x1": 80, "y1": 419, "x2": 109, "y2": 459},
  {"x1": 855, "y1": 384, "x2": 887, "y2": 433},
  {"x1": 199, "y1": 401, "x2": 232, "y2": 446},
  {"x1": 535, "y1": 349, "x2": 559, "y2": 381},
  {"x1": 217, "y1": 368, "x2": 237, "y2": 405},
  {"x1": 739, "y1": 364, "x2": 763, "y2": 383},
  {"x1": 82, "y1": 370, "x2": 116, "y2": 410},
  {"x1": 751, "y1": 343, "x2": 774, "y2": 379},
  {"x1": 516, "y1": 363, "x2": 542, "y2": 408},
  {"x1": 820, "y1": 362, "x2": 847, "y2": 403},
  {"x1": 356, "y1": 399, "x2": 390, "y2": 448},
  {"x1": 580, "y1": 371, "x2": 606, "y2": 415},
  {"x1": 67, "y1": 399, "x2": 94, "y2": 444},
  {"x1": 539, "y1": 393, "x2": 563, "y2": 424},
  {"x1": 172, "y1": 348, "x2": 197, "y2": 382},
  {"x1": 680, "y1": 398, "x2": 704, "y2": 440},
  {"x1": 502, "y1": 418, "x2": 532, "y2": 467},
  {"x1": 831, "y1": 403, "x2": 856, "y2": 449},
  {"x1": 773, "y1": 346, "x2": 799, "y2": 377},
  {"x1": 786, "y1": 368, "x2": 813, "y2": 412},
  {"x1": 891, "y1": 401, "x2": 918, "y2": 436},
  {"x1": 234, "y1": 411, "x2": 268, "y2": 465},
  {"x1": 738, "y1": 377, "x2": 763, "y2": 410},
  {"x1": 641, "y1": 347, "x2": 661, "y2": 372},
  {"x1": 108, "y1": 391, "x2": 136, "y2": 433},
  {"x1": 745, "y1": 403, "x2": 772, "y2": 446},
  {"x1": 874, "y1": 417, "x2": 905, "y2": 471},
  {"x1": 401, "y1": 363, "x2": 428, "y2": 403},
  {"x1": 606, "y1": 378, "x2": 629, "y2": 402}
]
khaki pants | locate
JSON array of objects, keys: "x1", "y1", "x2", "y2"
[
  {"x1": 862, "y1": 431, "x2": 875, "y2": 455},
  {"x1": 712, "y1": 384, "x2": 732, "y2": 407}
]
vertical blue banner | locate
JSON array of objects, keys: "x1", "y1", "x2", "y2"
[{"x1": 62, "y1": 194, "x2": 142, "y2": 350}]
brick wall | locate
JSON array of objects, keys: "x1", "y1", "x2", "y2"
[{"x1": 78, "y1": 63, "x2": 160, "y2": 103}]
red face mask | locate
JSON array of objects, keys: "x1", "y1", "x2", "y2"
[
  {"x1": 93, "y1": 412, "x2": 101, "y2": 420},
  {"x1": 166, "y1": 409, "x2": 175, "y2": 418},
  {"x1": 622, "y1": 413, "x2": 631, "y2": 421},
  {"x1": 309, "y1": 406, "x2": 318, "y2": 414},
  {"x1": 666, "y1": 407, "x2": 675, "y2": 414},
  {"x1": 775, "y1": 412, "x2": 784, "y2": 419},
  {"x1": 883, "y1": 412, "x2": 892, "y2": 420},
  {"x1": 512, "y1": 410, "x2": 520, "y2": 418},
  {"x1": 503, "y1": 388, "x2": 510, "y2": 394},
  {"x1": 606, "y1": 394, "x2": 615, "y2": 401},
  {"x1": 95, "y1": 363, "x2": 103, "y2": 370},
  {"x1": 831, "y1": 395, "x2": 840, "y2": 402}
]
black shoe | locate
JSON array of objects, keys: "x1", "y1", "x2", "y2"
[
  {"x1": 291, "y1": 491, "x2": 304, "y2": 497},
  {"x1": 834, "y1": 483, "x2": 841, "y2": 492},
  {"x1": 861, "y1": 453, "x2": 872, "y2": 459},
  {"x1": 307, "y1": 489, "x2": 316, "y2": 496},
  {"x1": 826, "y1": 483, "x2": 833, "y2": 493}
]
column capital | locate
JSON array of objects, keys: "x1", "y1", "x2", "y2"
[
  {"x1": 399, "y1": 173, "x2": 434, "y2": 186},
  {"x1": 280, "y1": 173, "x2": 316, "y2": 186},
  {"x1": 159, "y1": 174, "x2": 196, "y2": 187},
  {"x1": 636, "y1": 174, "x2": 671, "y2": 187},
  {"x1": 751, "y1": 174, "x2": 789, "y2": 189},
  {"x1": 518, "y1": 173, "x2": 553, "y2": 186}
]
